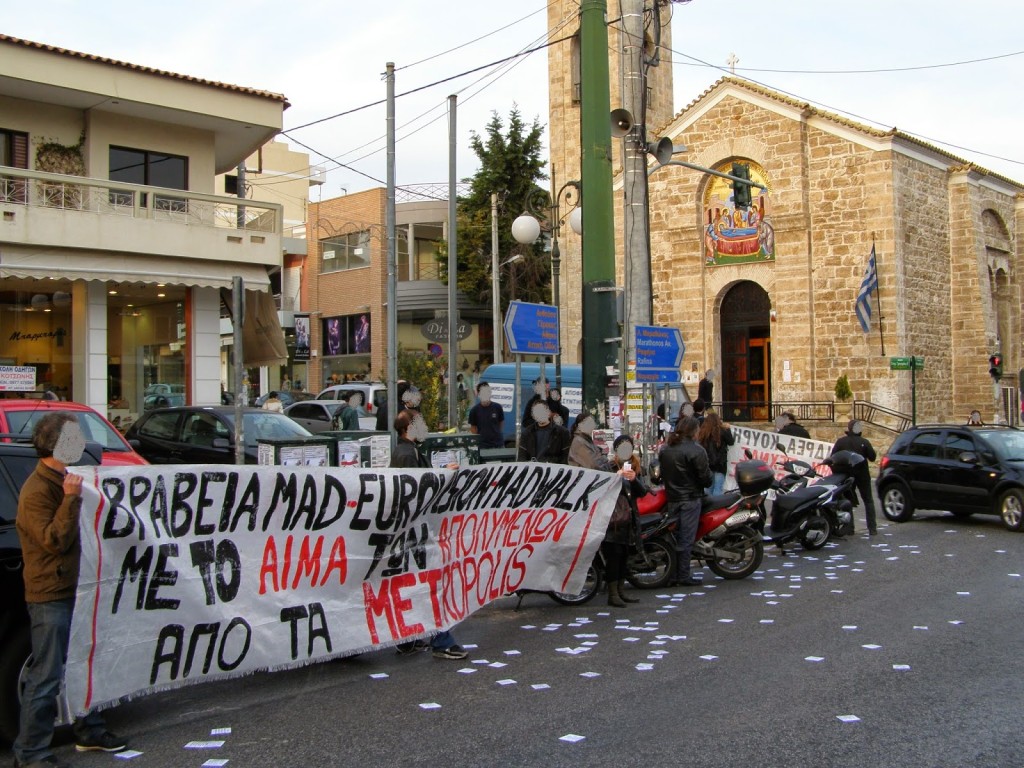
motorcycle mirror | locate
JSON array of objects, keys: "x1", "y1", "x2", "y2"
[
  {"x1": 743, "y1": 448, "x2": 753, "y2": 459},
  {"x1": 774, "y1": 442, "x2": 787, "y2": 453}
]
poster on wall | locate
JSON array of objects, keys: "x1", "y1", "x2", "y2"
[
  {"x1": 322, "y1": 313, "x2": 371, "y2": 357},
  {"x1": 293, "y1": 314, "x2": 311, "y2": 361},
  {"x1": 0, "y1": 365, "x2": 37, "y2": 391},
  {"x1": 702, "y1": 160, "x2": 774, "y2": 267}
]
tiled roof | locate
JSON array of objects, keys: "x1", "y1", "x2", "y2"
[
  {"x1": 663, "y1": 76, "x2": 1022, "y2": 189},
  {"x1": 0, "y1": 34, "x2": 288, "y2": 104}
]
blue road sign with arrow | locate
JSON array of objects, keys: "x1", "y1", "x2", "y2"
[
  {"x1": 504, "y1": 301, "x2": 559, "y2": 357},
  {"x1": 634, "y1": 325, "x2": 684, "y2": 382}
]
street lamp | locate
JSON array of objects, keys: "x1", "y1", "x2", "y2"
[
  {"x1": 510, "y1": 166, "x2": 582, "y2": 389},
  {"x1": 492, "y1": 253, "x2": 524, "y2": 362}
]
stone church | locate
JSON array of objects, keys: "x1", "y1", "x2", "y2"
[{"x1": 545, "y1": 1, "x2": 1024, "y2": 425}]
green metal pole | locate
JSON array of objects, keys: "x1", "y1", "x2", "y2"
[{"x1": 579, "y1": 0, "x2": 619, "y2": 421}]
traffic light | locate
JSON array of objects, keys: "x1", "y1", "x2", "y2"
[
  {"x1": 989, "y1": 353, "x2": 1003, "y2": 380},
  {"x1": 731, "y1": 163, "x2": 752, "y2": 209}
]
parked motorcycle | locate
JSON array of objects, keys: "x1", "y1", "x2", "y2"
[
  {"x1": 762, "y1": 451, "x2": 862, "y2": 552},
  {"x1": 632, "y1": 459, "x2": 770, "y2": 582}
]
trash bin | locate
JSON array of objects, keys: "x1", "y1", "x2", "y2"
[
  {"x1": 419, "y1": 433, "x2": 481, "y2": 467},
  {"x1": 321, "y1": 430, "x2": 393, "y2": 468},
  {"x1": 256, "y1": 436, "x2": 335, "y2": 467}
]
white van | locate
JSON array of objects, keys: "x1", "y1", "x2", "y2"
[{"x1": 477, "y1": 363, "x2": 690, "y2": 445}]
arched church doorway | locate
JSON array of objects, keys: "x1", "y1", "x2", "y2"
[{"x1": 720, "y1": 281, "x2": 771, "y2": 422}]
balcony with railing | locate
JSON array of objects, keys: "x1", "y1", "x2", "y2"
[{"x1": 0, "y1": 167, "x2": 283, "y2": 267}]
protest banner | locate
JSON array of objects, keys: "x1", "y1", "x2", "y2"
[
  {"x1": 66, "y1": 463, "x2": 619, "y2": 716},
  {"x1": 723, "y1": 426, "x2": 835, "y2": 490}
]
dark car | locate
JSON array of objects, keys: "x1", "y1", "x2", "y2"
[
  {"x1": 283, "y1": 401, "x2": 351, "y2": 434},
  {"x1": 876, "y1": 424, "x2": 1024, "y2": 531},
  {"x1": 1, "y1": 437, "x2": 104, "y2": 742},
  {"x1": 124, "y1": 406, "x2": 313, "y2": 464}
]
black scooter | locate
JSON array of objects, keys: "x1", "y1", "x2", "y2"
[{"x1": 761, "y1": 451, "x2": 862, "y2": 552}]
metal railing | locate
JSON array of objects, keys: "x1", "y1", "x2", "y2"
[
  {"x1": 712, "y1": 400, "x2": 835, "y2": 423},
  {"x1": 0, "y1": 167, "x2": 280, "y2": 233},
  {"x1": 852, "y1": 400, "x2": 912, "y2": 434}
]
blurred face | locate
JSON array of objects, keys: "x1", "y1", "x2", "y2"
[
  {"x1": 533, "y1": 380, "x2": 547, "y2": 397},
  {"x1": 577, "y1": 416, "x2": 596, "y2": 436},
  {"x1": 478, "y1": 386, "x2": 491, "y2": 404},
  {"x1": 549, "y1": 389, "x2": 561, "y2": 402},
  {"x1": 614, "y1": 440, "x2": 634, "y2": 462},
  {"x1": 404, "y1": 390, "x2": 422, "y2": 408},
  {"x1": 408, "y1": 414, "x2": 429, "y2": 443},
  {"x1": 531, "y1": 403, "x2": 551, "y2": 426},
  {"x1": 348, "y1": 392, "x2": 363, "y2": 408},
  {"x1": 53, "y1": 421, "x2": 85, "y2": 465}
]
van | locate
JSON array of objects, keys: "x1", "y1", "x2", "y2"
[
  {"x1": 316, "y1": 382, "x2": 387, "y2": 430},
  {"x1": 477, "y1": 363, "x2": 690, "y2": 445}
]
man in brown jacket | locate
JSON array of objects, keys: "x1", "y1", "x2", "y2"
[{"x1": 13, "y1": 412, "x2": 127, "y2": 768}]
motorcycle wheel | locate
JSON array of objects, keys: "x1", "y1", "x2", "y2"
[
  {"x1": 548, "y1": 564, "x2": 601, "y2": 605},
  {"x1": 799, "y1": 514, "x2": 832, "y2": 550},
  {"x1": 626, "y1": 537, "x2": 676, "y2": 590},
  {"x1": 706, "y1": 528, "x2": 764, "y2": 580}
]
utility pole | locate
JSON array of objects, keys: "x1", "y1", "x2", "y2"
[
  {"x1": 620, "y1": 0, "x2": 652, "y2": 431},
  {"x1": 579, "y1": 0, "x2": 620, "y2": 420},
  {"x1": 447, "y1": 95, "x2": 459, "y2": 430},
  {"x1": 491, "y1": 192, "x2": 502, "y2": 364},
  {"x1": 385, "y1": 63, "x2": 398, "y2": 442}
]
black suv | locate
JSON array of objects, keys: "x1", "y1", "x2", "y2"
[
  {"x1": 0, "y1": 438, "x2": 103, "y2": 743},
  {"x1": 876, "y1": 424, "x2": 1024, "y2": 531}
]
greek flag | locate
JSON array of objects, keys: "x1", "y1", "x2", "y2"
[{"x1": 855, "y1": 245, "x2": 878, "y2": 333}]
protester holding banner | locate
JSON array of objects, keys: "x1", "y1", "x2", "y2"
[
  {"x1": 659, "y1": 415, "x2": 712, "y2": 588},
  {"x1": 573, "y1": 431, "x2": 646, "y2": 608},
  {"x1": 518, "y1": 400, "x2": 571, "y2": 464},
  {"x1": 14, "y1": 412, "x2": 128, "y2": 767},
  {"x1": 390, "y1": 410, "x2": 469, "y2": 660},
  {"x1": 698, "y1": 410, "x2": 735, "y2": 495}
]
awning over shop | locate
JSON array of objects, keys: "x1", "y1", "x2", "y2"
[{"x1": 0, "y1": 247, "x2": 271, "y2": 289}]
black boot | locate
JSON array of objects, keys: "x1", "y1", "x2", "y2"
[
  {"x1": 607, "y1": 580, "x2": 626, "y2": 607},
  {"x1": 617, "y1": 580, "x2": 639, "y2": 603}
]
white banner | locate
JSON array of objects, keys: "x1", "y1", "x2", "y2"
[
  {"x1": 66, "y1": 463, "x2": 619, "y2": 715},
  {"x1": 723, "y1": 426, "x2": 835, "y2": 489}
]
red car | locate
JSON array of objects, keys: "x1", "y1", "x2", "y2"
[{"x1": 0, "y1": 398, "x2": 148, "y2": 466}]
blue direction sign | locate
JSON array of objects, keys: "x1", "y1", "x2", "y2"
[
  {"x1": 633, "y1": 368, "x2": 682, "y2": 384},
  {"x1": 504, "y1": 300, "x2": 559, "y2": 357},
  {"x1": 634, "y1": 325, "x2": 685, "y2": 370}
]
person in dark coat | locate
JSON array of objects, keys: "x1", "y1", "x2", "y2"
[
  {"x1": 698, "y1": 369, "x2": 714, "y2": 405},
  {"x1": 390, "y1": 410, "x2": 468, "y2": 659},
  {"x1": 831, "y1": 419, "x2": 878, "y2": 535},
  {"x1": 658, "y1": 415, "x2": 712, "y2": 586},
  {"x1": 697, "y1": 410, "x2": 735, "y2": 495},
  {"x1": 776, "y1": 412, "x2": 811, "y2": 439},
  {"x1": 375, "y1": 379, "x2": 410, "y2": 432},
  {"x1": 517, "y1": 400, "x2": 571, "y2": 463}
]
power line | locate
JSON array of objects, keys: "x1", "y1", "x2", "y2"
[
  {"x1": 662, "y1": 44, "x2": 1024, "y2": 170},
  {"x1": 671, "y1": 48, "x2": 1024, "y2": 75}
]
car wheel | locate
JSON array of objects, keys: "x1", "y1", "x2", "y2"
[
  {"x1": 0, "y1": 622, "x2": 31, "y2": 743},
  {"x1": 881, "y1": 483, "x2": 915, "y2": 522},
  {"x1": 998, "y1": 488, "x2": 1024, "y2": 531}
]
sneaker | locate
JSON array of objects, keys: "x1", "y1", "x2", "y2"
[
  {"x1": 432, "y1": 644, "x2": 468, "y2": 660},
  {"x1": 75, "y1": 730, "x2": 128, "y2": 753},
  {"x1": 669, "y1": 577, "x2": 702, "y2": 587}
]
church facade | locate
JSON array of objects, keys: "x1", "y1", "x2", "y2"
[{"x1": 545, "y1": 2, "x2": 1023, "y2": 424}]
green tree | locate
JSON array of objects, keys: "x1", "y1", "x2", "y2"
[
  {"x1": 437, "y1": 107, "x2": 550, "y2": 311},
  {"x1": 376, "y1": 345, "x2": 449, "y2": 430}
]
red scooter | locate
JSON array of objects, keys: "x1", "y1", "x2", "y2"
[{"x1": 633, "y1": 459, "x2": 771, "y2": 582}]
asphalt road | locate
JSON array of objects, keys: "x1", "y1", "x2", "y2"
[{"x1": 46, "y1": 509, "x2": 1024, "y2": 768}]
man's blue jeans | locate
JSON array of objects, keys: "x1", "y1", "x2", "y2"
[
  {"x1": 14, "y1": 598, "x2": 105, "y2": 765},
  {"x1": 671, "y1": 499, "x2": 702, "y2": 580}
]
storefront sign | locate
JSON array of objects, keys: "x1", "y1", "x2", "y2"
[
  {"x1": 66, "y1": 463, "x2": 618, "y2": 716},
  {"x1": 0, "y1": 365, "x2": 37, "y2": 391},
  {"x1": 293, "y1": 314, "x2": 311, "y2": 361}
]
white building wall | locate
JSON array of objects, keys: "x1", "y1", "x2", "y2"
[{"x1": 192, "y1": 287, "x2": 223, "y2": 405}]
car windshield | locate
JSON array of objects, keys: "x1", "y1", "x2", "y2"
[
  {"x1": 226, "y1": 412, "x2": 312, "y2": 446},
  {"x1": 979, "y1": 430, "x2": 1024, "y2": 461},
  {"x1": 6, "y1": 410, "x2": 130, "y2": 452}
]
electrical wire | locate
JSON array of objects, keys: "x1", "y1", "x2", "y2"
[
  {"x1": 673, "y1": 49, "x2": 1024, "y2": 76},
  {"x1": 660, "y1": 44, "x2": 1024, "y2": 170}
]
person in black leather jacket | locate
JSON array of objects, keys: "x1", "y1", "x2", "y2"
[
  {"x1": 831, "y1": 419, "x2": 878, "y2": 535},
  {"x1": 517, "y1": 401, "x2": 571, "y2": 463},
  {"x1": 658, "y1": 415, "x2": 712, "y2": 586}
]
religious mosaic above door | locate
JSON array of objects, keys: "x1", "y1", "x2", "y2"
[{"x1": 702, "y1": 160, "x2": 774, "y2": 266}]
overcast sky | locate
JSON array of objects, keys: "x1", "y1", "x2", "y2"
[{"x1": 6, "y1": 0, "x2": 1023, "y2": 207}]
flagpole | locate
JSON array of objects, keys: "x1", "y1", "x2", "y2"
[{"x1": 872, "y1": 235, "x2": 886, "y2": 356}]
